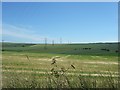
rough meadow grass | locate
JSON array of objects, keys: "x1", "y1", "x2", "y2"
[{"x1": 2, "y1": 43, "x2": 119, "y2": 89}]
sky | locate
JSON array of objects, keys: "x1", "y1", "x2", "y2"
[{"x1": 2, "y1": 2, "x2": 118, "y2": 43}]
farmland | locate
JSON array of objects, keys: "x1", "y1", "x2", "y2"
[{"x1": 2, "y1": 42, "x2": 119, "y2": 88}]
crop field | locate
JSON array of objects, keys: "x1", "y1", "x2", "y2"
[{"x1": 1, "y1": 42, "x2": 119, "y2": 88}]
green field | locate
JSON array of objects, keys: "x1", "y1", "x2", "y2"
[{"x1": 2, "y1": 42, "x2": 119, "y2": 88}]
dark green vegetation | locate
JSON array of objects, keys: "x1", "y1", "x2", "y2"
[
  {"x1": 2, "y1": 42, "x2": 119, "y2": 88},
  {"x1": 2, "y1": 42, "x2": 119, "y2": 56}
]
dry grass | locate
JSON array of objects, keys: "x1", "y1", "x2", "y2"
[{"x1": 2, "y1": 52, "x2": 118, "y2": 88}]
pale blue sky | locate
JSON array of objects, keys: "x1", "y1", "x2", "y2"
[{"x1": 2, "y1": 2, "x2": 118, "y2": 43}]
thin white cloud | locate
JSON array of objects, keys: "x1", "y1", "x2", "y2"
[
  {"x1": 2, "y1": 24, "x2": 61, "y2": 43},
  {"x1": 2, "y1": 24, "x2": 45, "y2": 42},
  {"x1": 2, "y1": 24, "x2": 117, "y2": 43}
]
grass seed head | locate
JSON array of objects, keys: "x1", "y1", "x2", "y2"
[
  {"x1": 71, "y1": 64, "x2": 75, "y2": 69},
  {"x1": 51, "y1": 58, "x2": 56, "y2": 65}
]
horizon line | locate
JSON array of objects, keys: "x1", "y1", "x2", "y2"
[{"x1": 1, "y1": 41, "x2": 119, "y2": 44}]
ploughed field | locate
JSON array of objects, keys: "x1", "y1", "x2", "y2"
[{"x1": 2, "y1": 42, "x2": 119, "y2": 88}]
